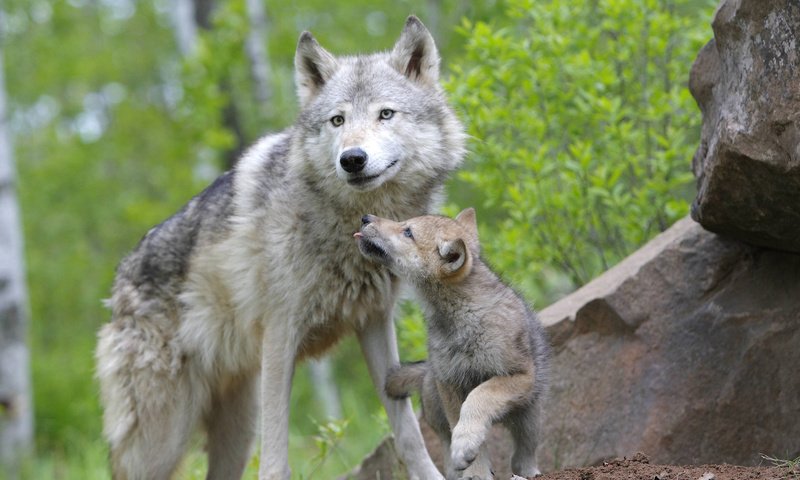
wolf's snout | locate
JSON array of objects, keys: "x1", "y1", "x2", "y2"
[
  {"x1": 340, "y1": 148, "x2": 368, "y2": 173},
  {"x1": 361, "y1": 215, "x2": 375, "y2": 225}
]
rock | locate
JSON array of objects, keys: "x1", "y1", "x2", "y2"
[
  {"x1": 689, "y1": 0, "x2": 800, "y2": 252},
  {"x1": 341, "y1": 435, "x2": 405, "y2": 480},
  {"x1": 536, "y1": 216, "x2": 800, "y2": 469},
  {"x1": 346, "y1": 218, "x2": 800, "y2": 477}
]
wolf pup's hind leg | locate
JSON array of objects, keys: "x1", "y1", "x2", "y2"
[{"x1": 506, "y1": 402, "x2": 543, "y2": 477}]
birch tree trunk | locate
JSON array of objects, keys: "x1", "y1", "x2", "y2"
[
  {"x1": 170, "y1": 0, "x2": 247, "y2": 169},
  {"x1": 308, "y1": 358, "x2": 342, "y2": 420},
  {"x1": 0, "y1": 42, "x2": 34, "y2": 477},
  {"x1": 170, "y1": 0, "x2": 199, "y2": 56},
  {"x1": 426, "y1": 0, "x2": 441, "y2": 40},
  {"x1": 245, "y1": 0, "x2": 271, "y2": 105}
]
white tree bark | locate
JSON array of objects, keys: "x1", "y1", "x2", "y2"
[
  {"x1": 244, "y1": 0, "x2": 271, "y2": 105},
  {"x1": 170, "y1": 0, "x2": 199, "y2": 56},
  {"x1": 426, "y1": 0, "x2": 441, "y2": 40},
  {"x1": 0, "y1": 42, "x2": 34, "y2": 476},
  {"x1": 308, "y1": 359, "x2": 342, "y2": 420}
]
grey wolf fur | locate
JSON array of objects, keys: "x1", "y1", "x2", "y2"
[
  {"x1": 355, "y1": 209, "x2": 550, "y2": 480},
  {"x1": 95, "y1": 16, "x2": 464, "y2": 480}
]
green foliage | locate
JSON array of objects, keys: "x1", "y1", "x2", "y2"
[
  {"x1": 446, "y1": 0, "x2": 716, "y2": 302},
  {"x1": 16, "y1": 439, "x2": 108, "y2": 480},
  {"x1": 303, "y1": 418, "x2": 350, "y2": 479},
  {"x1": 5, "y1": 0, "x2": 718, "y2": 477},
  {"x1": 396, "y1": 301, "x2": 429, "y2": 362}
]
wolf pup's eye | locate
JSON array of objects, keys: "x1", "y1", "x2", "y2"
[
  {"x1": 379, "y1": 109, "x2": 395, "y2": 120},
  {"x1": 330, "y1": 115, "x2": 344, "y2": 127},
  {"x1": 403, "y1": 227, "x2": 413, "y2": 239}
]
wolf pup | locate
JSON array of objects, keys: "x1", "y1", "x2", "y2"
[
  {"x1": 354, "y1": 208, "x2": 550, "y2": 480},
  {"x1": 95, "y1": 16, "x2": 464, "y2": 480}
]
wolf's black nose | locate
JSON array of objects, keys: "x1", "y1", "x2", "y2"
[
  {"x1": 340, "y1": 148, "x2": 368, "y2": 173},
  {"x1": 361, "y1": 215, "x2": 373, "y2": 225}
]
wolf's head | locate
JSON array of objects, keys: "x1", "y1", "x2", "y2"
[
  {"x1": 354, "y1": 208, "x2": 479, "y2": 284},
  {"x1": 293, "y1": 16, "x2": 465, "y2": 197}
]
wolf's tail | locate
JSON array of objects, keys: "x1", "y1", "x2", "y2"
[{"x1": 385, "y1": 361, "x2": 428, "y2": 399}]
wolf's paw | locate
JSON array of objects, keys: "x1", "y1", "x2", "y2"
[
  {"x1": 460, "y1": 458, "x2": 494, "y2": 480},
  {"x1": 511, "y1": 459, "x2": 541, "y2": 478},
  {"x1": 450, "y1": 424, "x2": 485, "y2": 471},
  {"x1": 519, "y1": 467, "x2": 541, "y2": 478},
  {"x1": 511, "y1": 472, "x2": 540, "y2": 480}
]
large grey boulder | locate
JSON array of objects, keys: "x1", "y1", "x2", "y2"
[
  {"x1": 689, "y1": 0, "x2": 800, "y2": 252},
  {"x1": 537, "y1": 216, "x2": 800, "y2": 469},
  {"x1": 345, "y1": 217, "x2": 800, "y2": 478}
]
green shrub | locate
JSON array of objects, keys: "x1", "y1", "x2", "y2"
[{"x1": 446, "y1": 0, "x2": 716, "y2": 303}]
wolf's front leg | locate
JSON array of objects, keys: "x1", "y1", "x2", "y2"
[
  {"x1": 258, "y1": 325, "x2": 298, "y2": 480},
  {"x1": 357, "y1": 314, "x2": 444, "y2": 480}
]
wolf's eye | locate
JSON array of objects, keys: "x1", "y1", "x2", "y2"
[
  {"x1": 403, "y1": 227, "x2": 413, "y2": 239},
  {"x1": 379, "y1": 109, "x2": 395, "y2": 120},
  {"x1": 330, "y1": 115, "x2": 345, "y2": 127}
]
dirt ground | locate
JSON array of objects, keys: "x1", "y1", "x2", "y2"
[
  {"x1": 411, "y1": 422, "x2": 794, "y2": 480},
  {"x1": 532, "y1": 453, "x2": 794, "y2": 480}
]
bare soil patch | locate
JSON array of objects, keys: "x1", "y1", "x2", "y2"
[{"x1": 534, "y1": 453, "x2": 794, "y2": 480}]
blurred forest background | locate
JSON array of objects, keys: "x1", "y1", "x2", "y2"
[{"x1": 1, "y1": 0, "x2": 717, "y2": 478}]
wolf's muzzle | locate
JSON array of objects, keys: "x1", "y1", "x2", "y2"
[{"x1": 340, "y1": 148, "x2": 368, "y2": 173}]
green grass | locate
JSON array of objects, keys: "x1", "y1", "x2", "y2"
[{"x1": 761, "y1": 453, "x2": 800, "y2": 479}]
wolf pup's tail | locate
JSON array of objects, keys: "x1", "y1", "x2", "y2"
[{"x1": 385, "y1": 361, "x2": 427, "y2": 399}]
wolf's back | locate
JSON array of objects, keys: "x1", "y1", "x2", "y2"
[{"x1": 112, "y1": 170, "x2": 237, "y2": 300}]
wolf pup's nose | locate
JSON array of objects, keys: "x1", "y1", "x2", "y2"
[
  {"x1": 340, "y1": 148, "x2": 368, "y2": 173},
  {"x1": 361, "y1": 215, "x2": 374, "y2": 225}
]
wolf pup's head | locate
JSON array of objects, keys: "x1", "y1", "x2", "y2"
[
  {"x1": 293, "y1": 16, "x2": 465, "y2": 195},
  {"x1": 354, "y1": 208, "x2": 479, "y2": 284}
]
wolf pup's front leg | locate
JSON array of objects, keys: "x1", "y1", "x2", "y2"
[
  {"x1": 450, "y1": 372, "x2": 536, "y2": 474},
  {"x1": 357, "y1": 313, "x2": 444, "y2": 480}
]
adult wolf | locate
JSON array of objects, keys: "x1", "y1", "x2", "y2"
[{"x1": 95, "y1": 16, "x2": 464, "y2": 480}]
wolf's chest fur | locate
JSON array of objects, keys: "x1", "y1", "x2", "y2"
[
  {"x1": 176, "y1": 167, "x2": 425, "y2": 375},
  {"x1": 279, "y1": 222, "x2": 398, "y2": 359}
]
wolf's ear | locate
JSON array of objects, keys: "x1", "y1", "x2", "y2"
[
  {"x1": 390, "y1": 16, "x2": 439, "y2": 86},
  {"x1": 438, "y1": 238, "x2": 471, "y2": 281},
  {"x1": 295, "y1": 32, "x2": 339, "y2": 107}
]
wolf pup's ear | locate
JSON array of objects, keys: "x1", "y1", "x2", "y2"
[
  {"x1": 455, "y1": 208, "x2": 480, "y2": 251},
  {"x1": 390, "y1": 16, "x2": 440, "y2": 86},
  {"x1": 295, "y1": 32, "x2": 339, "y2": 107},
  {"x1": 455, "y1": 208, "x2": 478, "y2": 237},
  {"x1": 438, "y1": 238, "x2": 471, "y2": 281}
]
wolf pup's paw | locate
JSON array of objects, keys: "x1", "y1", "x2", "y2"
[{"x1": 450, "y1": 424, "x2": 485, "y2": 471}]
